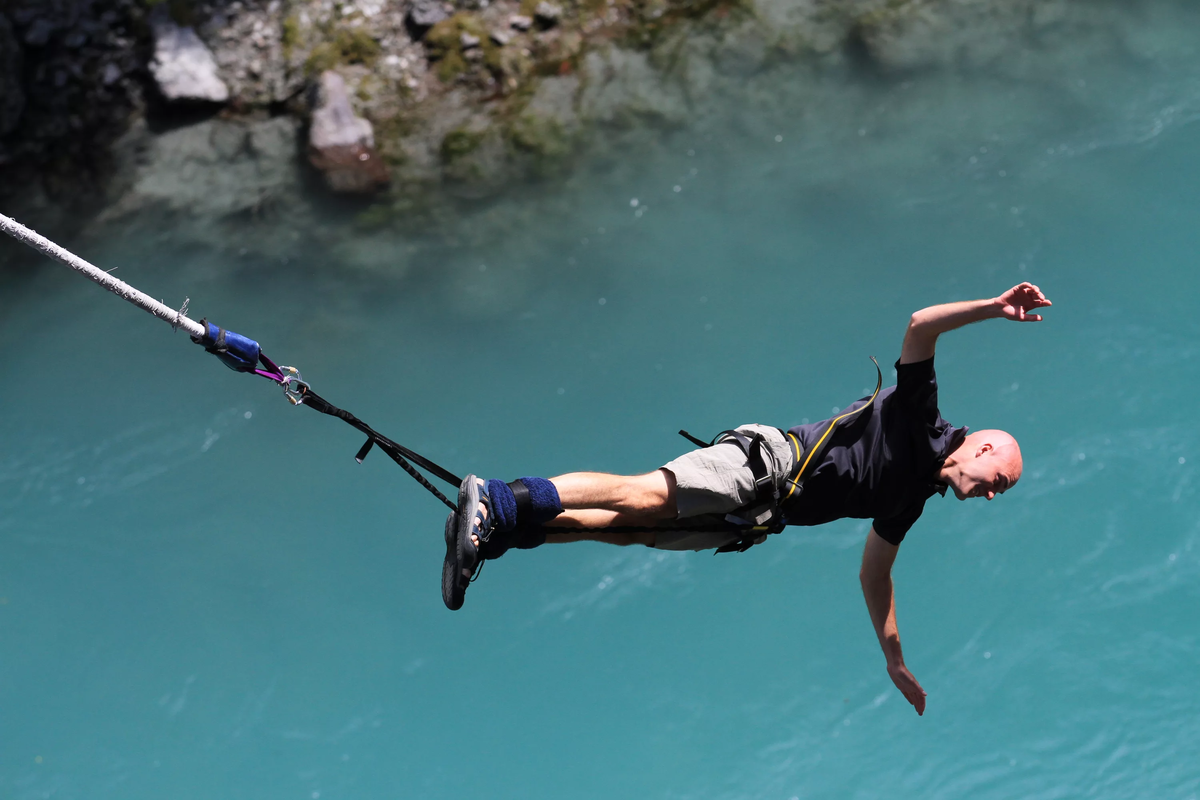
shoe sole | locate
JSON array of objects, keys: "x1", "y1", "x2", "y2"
[
  {"x1": 441, "y1": 510, "x2": 461, "y2": 610},
  {"x1": 442, "y1": 475, "x2": 482, "y2": 611}
]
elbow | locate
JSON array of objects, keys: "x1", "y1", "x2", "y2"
[{"x1": 860, "y1": 565, "x2": 890, "y2": 587}]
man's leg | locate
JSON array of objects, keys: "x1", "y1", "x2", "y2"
[
  {"x1": 469, "y1": 469, "x2": 675, "y2": 547},
  {"x1": 446, "y1": 470, "x2": 675, "y2": 610},
  {"x1": 551, "y1": 469, "x2": 677, "y2": 520},
  {"x1": 541, "y1": 469, "x2": 676, "y2": 546}
]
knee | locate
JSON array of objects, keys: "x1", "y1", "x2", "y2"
[{"x1": 622, "y1": 470, "x2": 676, "y2": 517}]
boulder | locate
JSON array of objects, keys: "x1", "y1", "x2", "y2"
[
  {"x1": 105, "y1": 117, "x2": 302, "y2": 221},
  {"x1": 307, "y1": 71, "x2": 389, "y2": 194},
  {"x1": 534, "y1": 2, "x2": 562, "y2": 28},
  {"x1": 149, "y1": 8, "x2": 229, "y2": 103},
  {"x1": 0, "y1": 14, "x2": 24, "y2": 136},
  {"x1": 407, "y1": 0, "x2": 449, "y2": 39}
]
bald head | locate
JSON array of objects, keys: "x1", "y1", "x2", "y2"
[{"x1": 940, "y1": 429, "x2": 1023, "y2": 501}]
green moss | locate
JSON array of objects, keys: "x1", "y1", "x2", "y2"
[
  {"x1": 305, "y1": 26, "x2": 382, "y2": 75},
  {"x1": 856, "y1": 0, "x2": 916, "y2": 29},
  {"x1": 620, "y1": 0, "x2": 753, "y2": 49},
  {"x1": 425, "y1": 14, "x2": 485, "y2": 55},
  {"x1": 507, "y1": 114, "x2": 568, "y2": 159},
  {"x1": 425, "y1": 13, "x2": 504, "y2": 83},
  {"x1": 282, "y1": 13, "x2": 302, "y2": 57},
  {"x1": 436, "y1": 51, "x2": 469, "y2": 81},
  {"x1": 483, "y1": 45, "x2": 505, "y2": 73},
  {"x1": 354, "y1": 203, "x2": 396, "y2": 231},
  {"x1": 440, "y1": 128, "x2": 486, "y2": 163}
]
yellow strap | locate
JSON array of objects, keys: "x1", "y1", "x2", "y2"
[{"x1": 785, "y1": 357, "x2": 883, "y2": 501}]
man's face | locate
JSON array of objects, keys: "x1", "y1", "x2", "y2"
[{"x1": 949, "y1": 443, "x2": 1022, "y2": 501}]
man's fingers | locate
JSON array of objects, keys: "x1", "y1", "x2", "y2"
[{"x1": 903, "y1": 687, "x2": 926, "y2": 715}]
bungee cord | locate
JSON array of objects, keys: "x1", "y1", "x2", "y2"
[
  {"x1": 1, "y1": 211, "x2": 462, "y2": 514},
  {"x1": 0, "y1": 212, "x2": 206, "y2": 339}
]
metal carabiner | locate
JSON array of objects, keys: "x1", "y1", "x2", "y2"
[{"x1": 278, "y1": 365, "x2": 310, "y2": 406}]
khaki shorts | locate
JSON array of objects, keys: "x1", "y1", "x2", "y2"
[{"x1": 656, "y1": 424, "x2": 796, "y2": 552}]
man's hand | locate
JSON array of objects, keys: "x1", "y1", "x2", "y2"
[
  {"x1": 900, "y1": 281, "x2": 1054, "y2": 363},
  {"x1": 887, "y1": 661, "x2": 927, "y2": 715},
  {"x1": 995, "y1": 282, "x2": 1052, "y2": 322},
  {"x1": 860, "y1": 530, "x2": 927, "y2": 716}
]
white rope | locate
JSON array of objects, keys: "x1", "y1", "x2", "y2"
[{"x1": 0, "y1": 212, "x2": 205, "y2": 339}]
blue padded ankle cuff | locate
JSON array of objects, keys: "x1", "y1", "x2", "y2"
[
  {"x1": 487, "y1": 479, "x2": 518, "y2": 532},
  {"x1": 519, "y1": 476, "x2": 563, "y2": 525}
]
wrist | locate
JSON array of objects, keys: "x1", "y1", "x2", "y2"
[{"x1": 882, "y1": 636, "x2": 905, "y2": 668}]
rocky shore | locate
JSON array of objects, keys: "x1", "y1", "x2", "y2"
[{"x1": 0, "y1": 0, "x2": 1193, "y2": 265}]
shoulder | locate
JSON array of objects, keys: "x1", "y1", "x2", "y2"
[{"x1": 892, "y1": 356, "x2": 940, "y2": 408}]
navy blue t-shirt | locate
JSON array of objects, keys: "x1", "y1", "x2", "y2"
[{"x1": 784, "y1": 357, "x2": 967, "y2": 545}]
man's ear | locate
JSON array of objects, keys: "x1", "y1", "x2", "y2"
[{"x1": 975, "y1": 442, "x2": 994, "y2": 457}]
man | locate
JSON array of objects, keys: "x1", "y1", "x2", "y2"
[{"x1": 443, "y1": 282, "x2": 1051, "y2": 715}]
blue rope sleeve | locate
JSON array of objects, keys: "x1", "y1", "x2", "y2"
[{"x1": 191, "y1": 319, "x2": 262, "y2": 373}]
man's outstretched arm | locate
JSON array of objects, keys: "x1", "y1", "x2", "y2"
[
  {"x1": 860, "y1": 528, "x2": 927, "y2": 715},
  {"x1": 900, "y1": 282, "x2": 1052, "y2": 364}
]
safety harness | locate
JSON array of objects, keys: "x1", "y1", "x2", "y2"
[{"x1": 678, "y1": 357, "x2": 883, "y2": 553}]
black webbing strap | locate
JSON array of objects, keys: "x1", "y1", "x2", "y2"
[
  {"x1": 678, "y1": 429, "x2": 711, "y2": 448},
  {"x1": 509, "y1": 479, "x2": 533, "y2": 520},
  {"x1": 296, "y1": 385, "x2": 462, "y2": 513}
]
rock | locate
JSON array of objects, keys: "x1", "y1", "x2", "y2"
[
  {"x1": 507, "y1": 75, "x2": 579, "y2": 166},
  {"x1": 578, "y1": 47, "x2": 688, "y2": 128},
  {"x1": 307, "y1": 70, "x2": 389, "y2": 194},
  {"x1": 204, "y1": 4, "x2": 298, "y2": 106},
  {"x1": 0, "y1": 14, "x2": 24, "y2": 137},
  {"x1": 489, "y1": 30, "x2": 510, "y2": 46},
  {"x1": 460, "y1": 32, "x2": 481, "y2": 49},
  {"x1": 22, "y1": 17, "x2": 56, "y2": 47},
  {"x1": 149, "y1": 9, "x2": 230, "y2": 103},
  {"x1": 854, "y1": 0, "x2": 1044, "y2": 72},
  {"x1": 407, "y1": 0, "x2": 449, "y2": 39},
  {"x1": 105, "y1": 117, "x2": 303, "y2": 223},
  {"x1": 509, "y1": 15, "x2": 533, "y2": 31},
  {"x1": 534, "y1": 2, "x2": 561, "y2": 28}
]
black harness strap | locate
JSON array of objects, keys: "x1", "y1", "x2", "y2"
[
  {"x1": 296, "y1": 384, "x2": 462, "y2": 513},
  {"x1": 678, "y1": 429, "x2": 711, "y2": 448},
  {"x1": 509, "y1": 479, "x2": 533, "y2": 520},
  {"x1": 673, "y1": 427, "x2": 784, "y2": 553}
]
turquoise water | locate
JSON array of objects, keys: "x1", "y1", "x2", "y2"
[{"x1": 4, "y1": 19, "x2": 1200, "y2": 800}]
